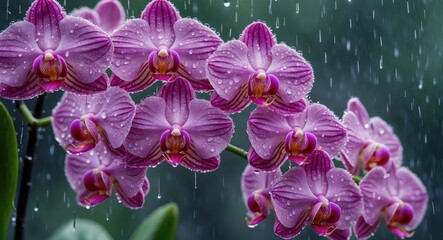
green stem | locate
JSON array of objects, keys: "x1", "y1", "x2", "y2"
[
  {"x1": 225, "y1": 144, "x2": 248, "y2": 159},
  {"x1": 353, "y1": 175, "x2": 362, "y2": 184},
  {"x1": 17, "y1": 101, "x2": 52, "y2": 128}
]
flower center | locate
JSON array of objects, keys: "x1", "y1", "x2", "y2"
[
  {"x1": 284, "y1": 129, "x2": 317, "y2": 164},
  {"x1": 32, "y1": 50, "x2": 67, "y2": 92},
  {"x1": 148, "y1": 47, "x2": 180, "y2": 81},
  {"x1": 66, "y1": 114, "x2": 97, "y2": 154},
  {"x1": 82, "y1": 168, "x2": 110, "y2": 206},
  {"x1": 160, "y1": 127, "x2": 190, "y2": 167},
  {"x1": 245, "y1": 191, "x2": 272, "y2": 228},
  {"x1": 311, "y1": 195, "x2": 341, "y2": 236},
  {"x1": 247, "y1": 70, "x2": 279, "y2": 106},
  {"x1": 386, "y1": 201, "x2": 415, "y2": 238},
  {"x1": 359, "y1": 142, "x2": 390, "y2": 171}
]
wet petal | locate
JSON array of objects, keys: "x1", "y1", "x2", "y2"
[
  {"x1": 60, "y1": 70, "x2": 108, "y2": 95},
  {"x1": 347, "y1": 97, "x2": 370, "y2": 125},
  {"x1": 95, "y1": 0, "x2": 126, "y2": 33},
  {"x1": 124, "y1": 96, "x2": 171, "y2": 157},
  {"x1": 302, "y1": 150, "x2": 334, "y2": 196},
  {"x1": 341, "y1": 111, "x2": 367, "y2": 171},
  {"x1": 241, "y1": 165, "x2": 281, "y2": 203},
  {"x1": 111, "y1": 19, "x2": 156, "y2": 81},
  {"x1": 210, "y1": 85, "x2": 250, "y2": 114},
  {"x1": 56, "y1": 16, "x2": 112, "y2": 84},
  {"x1": 177, "y1": 65, "x2": 213, "y2": 91},
  {"x1": 0, "y1": 21, "x2": 41, "y2": 87},
  {"x1": 180, "y1": 144, "x2": 220, "y2": 172},
  {"x1": 26, "y1": 0, "x2": 65, "y2": 50},
  {"x1": 270, "y1": 167, "x2": 317, "y2": 228},
  {"x1": 325, "y1": 168, "x2": 363, "y2": 229},
  {"x1": 268, "y1": 96, "x2": 307, "y2": 115},
  {"x1": 182, "y1": 99, "x2": 233, "y2": 159},
  {"x1": 302, "y1": 103, "x2": 347, "y2": 158},
  {"x1": 116, "y1": 177, "x2": 149, "y2": 209},
  {"x1": 248, "y1": 143, "x2": 287, "y2": 171},
  {"x1": 239, "y1": 22, "x2": 276, "y2": 70},
  {"x1": 359, "y1": 167, "x2": 393, "y2": 226},
  {"x1": 123, "y1": 143, "x2": 164, "y2": 168},
  {"x1": 65, "y1": 150, "x2": 101, "y2": 191},
  {"x1": 159, "y1": 77, "x2": 195, "y2": 126},
  {"x1": 0, "y1": 73, "x2": 44, "y2": 100},
  {"x1": 274, "y1": 212, "x2": 310, "y2": 239},
  {"x1": 267, "y1": 44, "x2": 314, "y2": 104},
  {"x1": 141, "y1": 0, "x2": 180, "y2": 48},
  {"x1": 70, "y1": 7, "x2": 100, "y2": 26},
  {"x1": 110, "y1": 64, "x2": 156, "y2": 93},
  {"x1": 171, "y1": 18, "x2": 222, "y2": 80},
  {"x1": 328, "y1": 228, "x2": 351, "y2": 240},
  {"x1": 206, "y1": 40, "x2": 255, "y2": 101},
  {"x1": 247, "y1": 106, "x2": 291, "y2": 160},
  {"x1": 369, "y1": 117, "x2": 403, "y2": 168},
  {"x1": 355, "y1": 216, "x2": 380, "y2": 240},
  {"x1": 106, "y1": 160, "x2": 147, "y2": 198}
]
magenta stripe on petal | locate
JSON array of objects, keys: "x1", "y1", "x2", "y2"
[
  {"x1": 302, "y1": 150, "x2": 334, "y2": 196},
  {"x1": 274, "y1": 211, "x2": 310, "y2": 239},
  {"x1": 26, "y1": 0, "x2": 66, "y2": 50},
  {"x1": 248, "y1": 144, "x2": 287, "y2": 171},
  {"x1": 141, "y1": 0, "x2": 180, "y2": 48},
  {"x1": 110, "y1": 64, "x2": 156, "y2": 93},
  {"x1": 268, "y1": 95, "x2": 307, "y2": 115},
  {"x1": 177, "y1": 65, "x2": 213, "y2": 91},
  {"x1": 0, "y1": 72, "x2": 44, "y2": 100},
  {"x1": 180, "y1": 144, "x2": 220, "y2": 172},
  {"x1": 61, "y1": 68, "x2": 108, "y2": 95},
  {"x1": 240, "y1": 22, "x2": 276, "y2": 70},
  {"x1": 210, "y1": 86, "x2": 251, "y2": 114},
  {"x1": 159, "y1": 77, "x2": 195, "y2": 126}
]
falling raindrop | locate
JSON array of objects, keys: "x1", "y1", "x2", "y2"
[
  {"x1": 194, "y1": 172, "x2": 198, "y2": 189},
  {"x1": 296, "y1": 2, "x2": 300, "y2": 14},
  {"x1": 223, "y1": 0, "x2": 231, "y2": 7},
  {"x1": 157, "y1": 176, "x2": 162, "y2": 199}
]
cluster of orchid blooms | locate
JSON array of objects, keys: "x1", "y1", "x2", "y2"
[{"x1": 0, "y1": 0, "x2": 428, "y2": 239}]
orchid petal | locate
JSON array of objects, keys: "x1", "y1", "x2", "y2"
[
  {"x1": 124, "y1": 96, "x2": 171, "y2": 157},
  {"x1": 268, "y1": 96, "x2": 307, "y2": 115},
  {"x1": 302, "y1": 103, "x2": 347, "y2": 158},
  {"x1": 241, "y1": 165, "x2": 281, "y2": 203},
  {"x1": 325, "y1": 168, "x2": 363, "y2": 229},
  {"x1": 341, "y1": 111, "x2": 367, "y2": 170},
  {"x1": 0, "y1": 73, "x2": 44, "y2": 100},
  {"x1": 106, "y1": 161, "x2": 147, "y2": 198},
  {"x1": 95, "y1": 0, "x2": 126, "y2": 33},
  {"x1": 111, "y1": 19, "x2": 156, "y2": 81},
  {"x1": 248, "y1": 143, "x2": 287, "y2": 171},
  {"x1": 247, "y1": 106, "x2": 291, "y2": 159},
  {"x1": 274, "y1": 212, "x2": 310, "y2": 239},
  {"x1": 180, "y1": 144, "x2": 220, "y2": 172},
  {"x1": 26, "y1": 0, "x2": 65, "y2": 50},
  {"x1": 177, "y1": 65, "x2": 213, "y2": 91},
  {"x1": 355, "y1": 216, "x2": 380, "y2": 240},
  {"x1": 210, "y1": 85, "x2": 250, "y2": 114},
  {"x1": 347, "y1": 98, "x2": 370, "y2": 125},
  {"x1": 267, "y1": 44, "x2": 314, "y2": 104},
  {"x1": 117, "y1": 177, "x2": 149, "y2": 209},
  {"x1": 239, "y1": 22, "x2": 276, "y2": 70},
  {"x1": 302, "y1": 150, "x2": 334, "y2": 196},
  {"x1": 110, "y1": 65, "x2": 156, "y2": 93},
  {"x1": 70, "y1": 7, "x2": 100, "y2": 26},
  {"x1": 369, "y1": 117, "x2": 403, "y2": 168},
  {"x1": 359, "y1": 167, "x2": 393, "y2": 226},
  {"x1": 60, "y1": 70, "x2": 108, "y2": 95},
  {"x1": 182, "y1": 99, "x2": 233, "y2": 159},
  {"x1": 56, "y1": 16, "x2": 112, "y2": 84},
  {"x1": 271, "y1": 167, "x2": 317, "y2": 228},
  {"x1": 206, "y1": 40, "x2": 254, "y2": 100},
  {"x1": 141, "y1": 0, "x2": 180, "y2": 48},
  {"x1": 171, "y1": 18, "x2": 222, "y2": 80},
  {"x1": 0, "y1": 21, "x2": 41, "y2": 87},
  {"x1": 65, "y1": 150, "x2": 100, "y2": 191},
  {"x1": 328, "y1": 228, "x2": 351, "y2": 240},
  {"x1": 159, "y1": 77, "x2": 195, "y2": 126},
  {"x1": 123, "y1": 143, "x2": 164, "y2": 168}
]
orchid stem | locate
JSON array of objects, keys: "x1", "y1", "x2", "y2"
[
  {"x1": 225, "y1": 144, "x2": 248, "y2": 159},
  {"x1": 353, "y1": 175, "x2": 362, "y2": 184},
  {"x1": 15, "y1": 94, "x2": 46, "y2": 240}
]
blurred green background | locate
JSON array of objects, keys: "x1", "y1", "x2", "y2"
[{"x1": 1, "y1": 0, "x2": 441, "y2": 239}]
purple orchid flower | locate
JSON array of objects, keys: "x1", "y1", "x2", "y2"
[
  {"x1": 71, "y1": 0, "x2": 125, "y2": 34},
  {"x1": 109, "y1": 0, "x2": 222, "y2": 93},
  {"x1": 0, "y1": 0, "x2": 112, "y2": 100},
  {"x1": 65, "y1": 142, "x2": 149, "y2": 209},
  {"x1": 52, "y1": 87, "x2": 136, "y2": 154},
  {"x1": 206, "y1": 22, "x2": 313, "y2": 115},
  {"x1": 357, "y1": 166, "x2": 428, "y2": 239},
  {"x1": 341, "y1": 98, "x2": 403, "y2": 175},
  {"x1": 270, "y1": 150, "x2": 363, "y2": 239},
  {"x1": 241, "y1": 165, "x2": 281, "y2": 228},
  {"x1": 123, "y1": 77, "x2": 233, "y2": 172},
  {"x1": 247, "y1": 103, "x2": 347, "y2": 171}
]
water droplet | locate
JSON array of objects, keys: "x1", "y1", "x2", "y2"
[{"x1": 223, "y1": 0, "x2": 231, "y2": 7}]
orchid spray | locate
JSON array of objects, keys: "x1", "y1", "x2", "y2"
[{"x1": 0, "y1": 0, "x2": 428, "y2": 240}]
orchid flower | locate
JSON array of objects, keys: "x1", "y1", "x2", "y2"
[
  {"x1": 52, "y1": 87, "x2": 136, "y2": 154},
  {"x1": 270, "y1": 150, "x2": 363, "y2": 239},
  {"x1": 206, "y1": 22, "x2": 313, "y2": 115},
  {"x1": 247, "y1": 103, "x2": 347, "y2": 171},
  {"x1": 341, "y1": 98, "x2": 403, "y2": 175},
  {"x1": 109, "y1": 0, "x2": 222, "y2": 93},
  {"x1": 65, "y1": 142, "x2": 149, "y2": 209},
  {"x1": 356, "y1": 166, "x2": 428, "y2": 239},
  {"x1": 0, "y1": 0, "x2": 112, "y2": 100},
  {"x1": 241, "y1": 165, "x2": 281, "y2": 228},
  {"x1": 71, "y1": 0, "x2": 126, "y2": 33},
  {"x1": 124, "y1": 77, "x2": 233, "y2": 171}
]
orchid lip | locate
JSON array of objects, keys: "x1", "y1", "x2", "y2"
[
  {"x1": 160, "y1": 128, "x2": 191, "y2": 166},
  {"x1": 361, "y1": 142, "x2": 391, "y2": 170},
  {"x1": 33, "y1": 51, "x2": 68, "y2": 92},
  {"x1": 148, "y1": 49, "x2": 180, "y2": 76},
  {"x1": 245, "y1": 191, "x2": 272, "y2": 227},
  {"x1": 67, "y1": 117, "x2": 98, "y2": 153},
  {"x1": 311, "y1": 195, "x2": 341, "y2": 236},
  {"x1": 285, "y1": 130, "x2": 317, "y2": 164},
  {"x1": 248, "y1": 72, "x2": 280, "y2": 106}
]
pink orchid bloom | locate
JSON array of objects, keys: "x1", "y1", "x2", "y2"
[
  {"x1": 109, "y1": 0, "x2": 222, "y2": 93},
  {"x1": 356, "y1": 166, "x2": 428, "y2": 239},
  {"x1": 124, "y1": 77, "x2": 233, "y2": 172},
  {"x1": 341, "y1": 98, "x2": 403, "y2": 175},
  {"x1": 241, "y1": 165, "x2": 281, "y2": 228},
  {"x1": 270, "y1": 150, "x2": 363, "y2": 239},
  {"x1": 65, "y1": 142, "x2": 149, "y2": 209},
  {"x1": 247, "y1": 103, "x2": 347, "y2": 171},
  {"x1": 71, "y1": 0, "x2": 125, "y2": 33},
  {"x1": 0, "y1": 0, "x2": 112, "y2": 99},
  {"x1": 206, "y1": 22, "x2": 313, "y2": 115},
  {"x1": 52, "y1": 87, "x2": 136, "y2": 154}
]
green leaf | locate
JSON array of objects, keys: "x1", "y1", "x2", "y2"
[
  {"x1": 130, "y1": 203, "x2": 179, "y2": 240},
  {"x1": 49, "y1": 218, "x2": 113, "y2": 240},
  {"x1": 0, "y1": 102, "x2": 18, "y2": 240}
]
